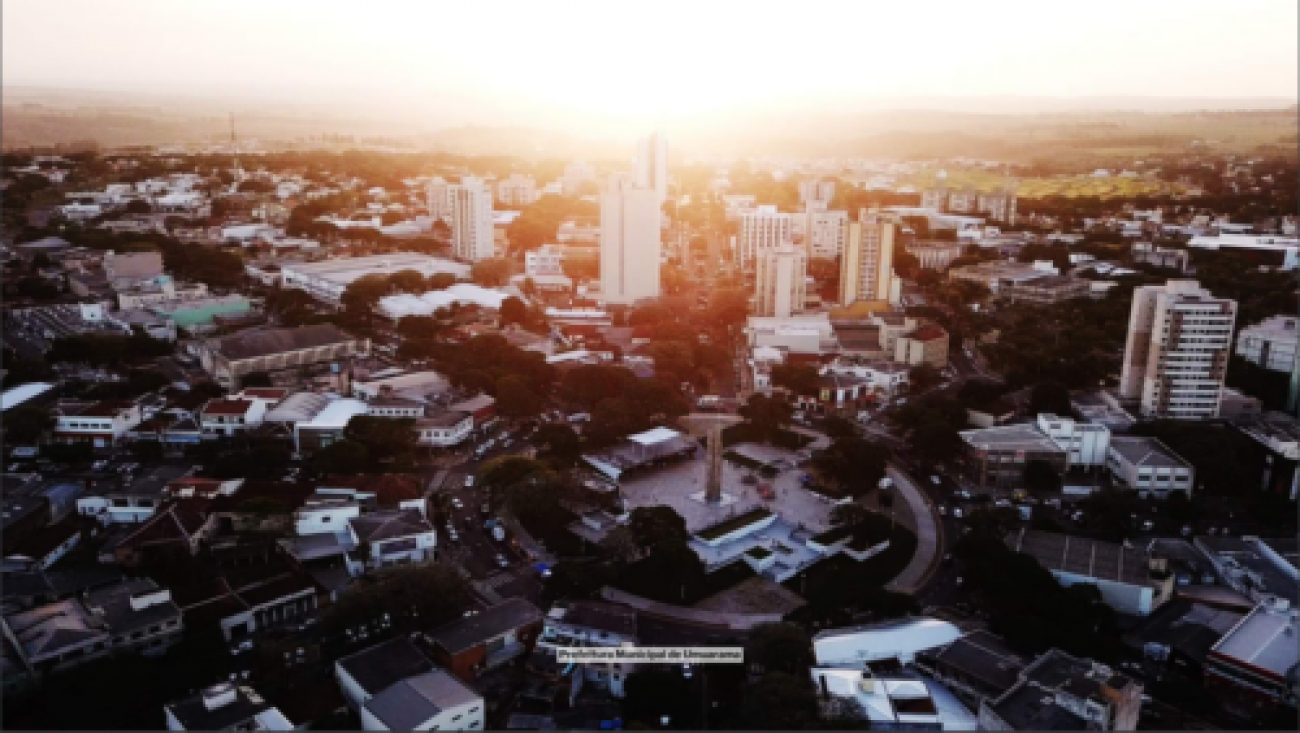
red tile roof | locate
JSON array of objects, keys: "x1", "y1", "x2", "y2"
[
  {"x1": 202, "y1": 399, "x2": 254, "y2": 416},
  {"x1": 908, "y1": 324, "x2": 948, "y2": 342}
]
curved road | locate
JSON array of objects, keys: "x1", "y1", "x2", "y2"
[{"x1": 884, "y1": 463, "x2": 945, "y2": 594}]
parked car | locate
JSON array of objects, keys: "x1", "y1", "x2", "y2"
[
  {"x1": 464, "y1": 476, "x2": 475, "y2": 488},
  {"x1": 496, "y1": 553, "x2": 509, "y2": 568}
]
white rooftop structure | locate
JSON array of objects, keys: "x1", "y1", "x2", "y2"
[
  {"x1": 810, "y1": 667, "x2": 977, "y2": 730},
  {"x1": 2, "y1": 382, "x2": 54, "y2": 412},
  {"x1": 265, "y1": 392, "x2": 335, "y2": 424},
  {"x1": 1210, "y1": 598, "x2": 1298, "y2": 682},
  {"x1": 813, "y1": 618, "x2": 964, "y2": 666},
  {"x1": 627, "y1": 427, "x2": 682, "y2": 446},
  {"x1": 377, "y1": 284, "x2": 516, "y2": 320},
  {"x1": 299, "y1": 398, "x2": 369, "y2": 430}
]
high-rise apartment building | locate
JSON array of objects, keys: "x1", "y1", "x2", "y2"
[
  {"x1": 496, "y1": 173, "x2": 537, "y2": 208},
  {"x1": 806, "y1": 208, "x2": 848, "y2": 259},
  {"x1": 754, "y1": 243, "x2": 808, "y2": 318},
  {"x1": 839, "y1": 209, "x2": 898, "y2": 305},
  {"x1": 449, "y1": 176, "x2": 495, "y2": 262},
  {"x1": 427, "y1": 176, "x2": 453, "y2": 220},
  {"x1": 1119, "y1": 280, "x2": 1238, "y2": 420},
  {"x1": 635, "y1": 133, "x2": 668, "y2": 205},
  {"x1": 600, "y1": 177, "x2": 661, "y2": 305},
  {"x1": 798, "y1": 179, "x2": 836, "y2": 207},
  {"x1": 738, "y1": 205, "x2": 793, "y2": 269}
]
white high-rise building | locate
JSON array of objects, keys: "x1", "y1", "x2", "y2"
[
  {"x1": 839, "y1": 209, "x2": 898, "y2": 305},
  {"x1": 1119, "y1": 280, "x2": 1238, "y2": 420},
  {"x1": 1236, "y1": 315, "x2": 1299, "y2": 373},
  {"x1": 754, "y1": 243, "x2": 807, "y2": 318},
  {"x1": 600, "y1": 177, "x2": 661, "y2": 305},
  {"x1": 806, "y1": 208, "x2": 849, "y2": 259},
  {"x1": 449, "y1": 176, "x2": 495, "y2": 262},
  {"x1": 738, "y1": 205, "x2": 793, "y2": 269},
  {"x1": 799, "y1": 179, "x2": 835, "y2": 207},
  {"x1": 427, "y1": 177, "x2": 453, "y2": 220},
  {"x1": 496, "y1": 173, "x2": 537, "y2": 208},
  {"x1": 635, "y1": 133, "x2": 668, "y2": 205}
]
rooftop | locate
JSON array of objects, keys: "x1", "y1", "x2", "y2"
[
  {"x1": 213, "y1": 324, "x2": 360, "y2": 361},
  {"x1": 338, "y1": 637, "x2": 436, "y2": 695},
  {"x1": 960, "y1": 424, "x2": 1064, "y2": 454},
  {"x1": 349, "y1": 509, "x2": 433, "y2": 544},
  {"x1": 202, "y1": 398, "x2": 255, "y2": 417},
  {"x1": 1007, "y1": 528, "x2": 1155, "y2": 587},
  {"x1": 1210, "y1": 600, "x2": 1299, "y2": 680},
  {"x1": 364, "y1": 670, "x2": 480, "y2": 731},
  {"x1": 549, "y1": 601, "x2": 638, "y2": 638},
  {"x1": 917, "y1": 629, "x2": 1027, "y2": 698},
  {"x1": 165, "y1": 684, "x2": 281, "y2": 731},
  {"x1": 416, "y1": 410, "x2": 471, "y2": 428},
  {"x1": 427, "y1": 598, "x2": 542, "y2": 655},
  {"x1": 1108, "y1": 436, "x2": 1192, "y2": 470},
  {"x1": 1, "y1": 382, "x2": 55, "y2": 412}
]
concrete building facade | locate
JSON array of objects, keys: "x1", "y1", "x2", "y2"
[
  {"x1": 1119, "y1": 280, "x2": 1237, "y2": 420},
  {"x1": 599, "y1": 178, "x2": 661, "y2": 305},
  {"x1": 754, "y1": 243, "x2": 807, "y2": 318},
  {"x1": 450, "y1": 176, "x2": 495, "y2": 262},
  {"x1": 839, "y1": 209, "x2": 897, "y2": 306}
]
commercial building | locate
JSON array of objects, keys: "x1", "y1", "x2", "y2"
[
  {"x1": 280, "y1": 253, "x2": 470, "y2": 305},
  {"x1": 450, "y1": 176, "x2": 496, "y2": 262},
  {"x1": 426, "y1": 598, "x2": 543, "y2": 681},
  {"x1": 979, "y1": 649, "x2": 1142, "y2": 730},
  {"x1": 1036, "y1": 414, "x2": 1111, "y2": 467},
  {"x1": 947, "y1": 260, "x2": 1057, "y2": 294},
  {"x1": 599, "y1": 177, "x2": 661, "y2": 305},
  {"x1": 1236, "y1": 315, "x2": 1298, "y2": 373},
  {"x1": 415, "y1": 411, "x2": 473, "y2": 448},
  {"x1": 52, "y1": 400, "x2": 143, "y2": 447},
  {"x1": 634, "y1": 132, "x2": 668, "y2": 205},
  {"x1": 805, "y1": 209, "x2": 848, "y2": 258},
  {"x1": 809, "y1": 664, "x2": 974, "y2": 730},
  {"x1": 813, "y1": 618, "x2": 964, "y2": 666},
  {"x1": 999, "y1": 275, "x2": 1091, "y2": 305},
  {"x1": 798, "y1": 179, "x2": 835, "y2": 207},
  {"x1": 960, "y1": 424, "x2": 1069, "y2": 489},
  {"x1": 1204, "y1": 598, "x2": 1298, "y2": 717},
  {"x1": 738, "y1": 205, "x2": 793, "y2": 270},
  {"x1": 537, "y1": 601, "x2": 638, "y2": 698},
  {"x1": 1193, "y1": 536, "x2": 1298, "y2": 606},
  {"x1": 754, "y1": 243, "x2": 807, "y2": 318},
  {"x1": 1234, "y1": 412, "x2": 1300, "y2": 501},
  {"x1": 335, "y1": 638, "x2": 483, "y2": 732},
  {"x1": 194, "y1": 324, "x2": 369, "y2": 390},
  {"x1": 1119, "y1": 280, "x2": 1237, "y2": 420},
  {"x1": 1005, "y1": 528, "x2": 1173, "y2": 616},
  {"x1": 839, "y1": 209, "x2": 898, "y2": 306},
  {"x1": 199, "y1": 398, "x2": 268, "y2": 438},
  {"x1": 102, "y1": 251, "x2": 164, "y2": 289},
  {"x1": 495, "y1": 173, "x2": 537, "y2": 208},
  {"x1": 905, "y1": 240, "x2": 966, "y2": 270},
  {"x1": 894, "y1": 323, "x2": 950, "y2": 368},
  {"x1": 1186, "y1": 233, "x2": 1299, "y2": 271},
  {"x1": 923, "y1": 186, "x2": 1018, "y2": 224},
  {"x1": 164, "y1": 683, "x2": 293, "y2": 731},
  {"x1": 1106, "y1": 436, "x2": 1195, "y2": 499}
]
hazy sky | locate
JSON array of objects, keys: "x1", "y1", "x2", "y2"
[{"x1": 4, "y1": 0, "x2": 1296, "y2": 133}]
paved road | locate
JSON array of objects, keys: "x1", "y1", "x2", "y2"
[{"x1": 883, "y1": 463, "x2": 944, "y2": 594}]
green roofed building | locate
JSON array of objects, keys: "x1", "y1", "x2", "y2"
[{"x1": 150, "y1": 295, "x2": 253, "y2": 333}]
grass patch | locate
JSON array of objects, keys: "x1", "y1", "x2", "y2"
[{"x1": 695, "y1": 507, "x2": 773, "y2": 542}]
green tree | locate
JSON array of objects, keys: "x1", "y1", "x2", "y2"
[
  {"x1": 494, "y1": 375, "x2": 544, "y2": 418},
  {"x1": 746, "y1": 623, "x2": 813, "y2": 676},
  {"x1": 498, "y1": 296, "x2": 528, "y2": 326},
  {"x1": 320, "y1": 563, "x2": 470, "y2": 637},
  {"x1": 738, "y1": 393, "x2": 794, "y2": 440},
  {"x1": 344, "y1": 415, "x2": 417, "y2": 468},
  {"x1": 769, "y1": 363, "x2": 821, "y2": 396},
  {"x1": 4, "y1": 404, "x2": 53, "y2": 444},
  {"x1": 598, "y1": 526, "x2": 639, "y2": 563},
  {"x1": 427, "y1": 272, "x2": 458, "y2": 290},
  {"x1": 471, "y1": 257, "x2": 512, "y2": 286},
  {"x1": 1029, "y1": 381, "x2": 1072, "y2": 417},
  {"x1": 627, "y1": 506, "x2": 689, "y2": 551},
  {"x1": 908, "y1": 363, "x2": 944, "y2": 394},
  {"x1": 308, "y1": 439, "x2": 370, "y2": 475},
  {"x1": 340, "y1": 274, "x2": 391, "y2": 326},
  {"x1": 739, "y1": 673, "x2": 819, "y2": 731},
  {"x1": 812, "y1": 437, "x2": 889, "y2": 498},
  {"x1": 1023, "y1": 459, "x2": 1062, "y2": 496},
  {"x1": 910, "y1": 420, "x2": 964, "y2": 465},
  {"x1": 388, "y1": 268, "x2": 427, "y2": 293},
  {"x1": 533, "y1": 423, "x2": 581, "y2": 468}
]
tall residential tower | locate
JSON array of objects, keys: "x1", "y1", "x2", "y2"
[
  {"x1": 1119, "y1": 280, "x2": 1237, "y2": 419},
  {"x1": 600, "y1": 176, "x2": 661, "y2": 305},
  {"x1": 449, "y1": 176, "x2": 495, "y2": 261},
  {"x1": 635, "y1": 132, "x2": 668, "y2": 206},
  {"x1": 839, "y1": 208, "x2": 899, "y2": 305},
  {"x1": 754, "y1": 243, "x2": 808, "y2": 318}
]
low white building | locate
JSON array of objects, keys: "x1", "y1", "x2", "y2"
[
  {"x1": 280, "y1": 253, "x2": 471, "y2": 305},
  {"x1": 1036, "y1": 413, "x2": 1110, "y2": 467},
  {"x1": 747, "y1": 314, "x2": 837, "y2": 355},
  {"x1": 52, "y1": 400, "x2": 143, "y2": 448},
  {"x1": 199, "y1": 398, "x2": 268, "y2": 438},
  {"x1": 336, "y1": 638, "x2": 484, "y2": 732},
  {"x1": 537, "y1": 601, "x2": 639, "y2": 698},
  {"x1": 165, "y1": 683, "x2": 294, "y2": 731},
  {"x1": 415, "y1": 411, "x2": 473, "y2": 448},
  {"x1": 813, "y1": 618, "x2": 964, "y2": 667},
  {"x1": 1106, "y1": 436, "x2": 1195, "y2": 498}
]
